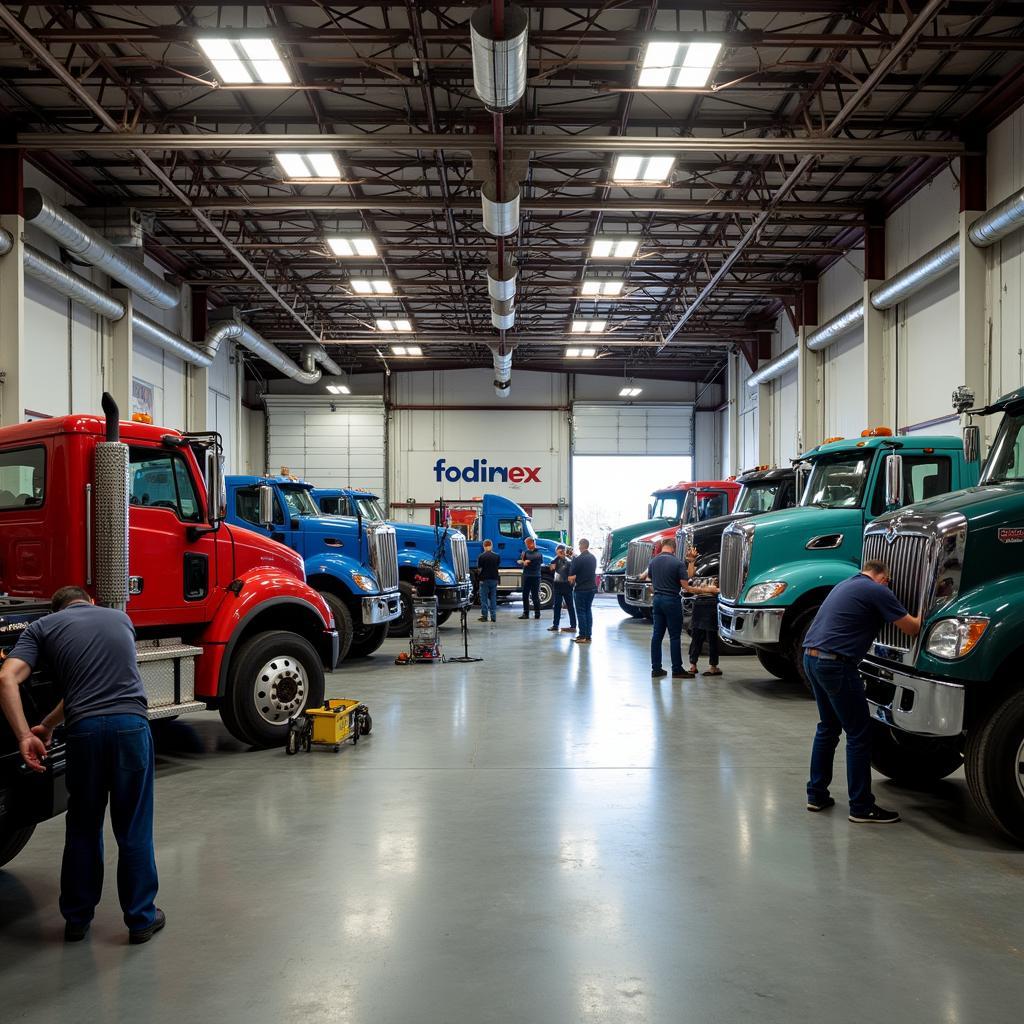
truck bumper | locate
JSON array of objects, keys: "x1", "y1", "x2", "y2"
[
  {"x1": 326, "y1": 629, "x2": 340, "y2": 670},
  {"x1": 624, "y1": 580, "x2": 653, "y2": 607},
  {"x1": 601, "y1": 574, "x2": 624, "y2": 594},
  {"x1": 496, "y1": 568, "x2": 524, "y2": 594},
  {"x1": 437, "y1": 581, "x2": 473, "y2": 610},
  {"x1": 718, "y1": 604, "x2": 784, "y2": 645},
  {"x1": 0, "y1": 740, "x2": 68, "y2": 830},
  {"x1": 362, "y1": 592, "x2": 401, "y2": 625},
  {"x1": 859, "y1": 657, "x2": 965, "y2": 737}
]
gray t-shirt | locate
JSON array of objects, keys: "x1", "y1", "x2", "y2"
[{"x1": 10, "y1": 603, "x2": 147, "y2": 726}]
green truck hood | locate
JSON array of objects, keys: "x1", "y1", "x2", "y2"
[
  {"x1": 604, "y1": 517, "x2": 675, "y2": 569},
  {"x1": 872, "y1": 482, "x2": 1024, "y2": 527}
]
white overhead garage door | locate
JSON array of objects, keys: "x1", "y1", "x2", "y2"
[
  {"x1": 263, "y1": 395, "x2": 387, "y2": 498},
  {"x1": 572, "y1": 402, "x2": 694, "y2": 456}
]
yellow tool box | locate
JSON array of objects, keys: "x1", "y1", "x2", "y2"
[{"x1": 286, "y1": 699, "x2": 372, "y2": 754}]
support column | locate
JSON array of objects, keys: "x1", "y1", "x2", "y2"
[
  {"x1": 726, "y1": 352, "x2": 740, "y2": 476},
  {"x1": 187, "y1": 284, "x2": 209, "y2": 432},
  {"x1": 862, "y1": 204, "x2": 886, "y2": 427},
  {"x1": 756, "y1": 381, "x2": 772, "y2": 466},
  {"x1": 0, "y1": 214, "x2": 25, "y2": 426},
  {"x1": 958, "y1": 210, "x2": 986, "y2": 407},
  {"x1": 797, "y1": 274, "x2": 821, "y2": 453},
  {"x1": 108, "y1": 288, "x2": 133, "y2": 414}
]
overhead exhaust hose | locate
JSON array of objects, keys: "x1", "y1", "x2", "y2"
[
  {"x1": 488, "y1": 343, "x2": 513, "y2": 398},
  {"x1": 202, "y1": 319, "x2": 321, "y2": 384},
  {"x1": 95, "y1": 392, "x2": 129, "y2": 610}
]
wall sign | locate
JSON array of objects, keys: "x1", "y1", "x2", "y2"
[
  {"x1": 132, "y1": 377, "x2": 155, "y2": 421},
  {"x1": 432, "y1": 457, "x2": 541, "y2": 484}
]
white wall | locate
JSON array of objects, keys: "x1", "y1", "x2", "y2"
[
  {"x1": 770, "y1": 317, "x2": 799, "y2": 463},
  {"x1": 820, "y1": 250, "x2": 867, "y2": 439}
]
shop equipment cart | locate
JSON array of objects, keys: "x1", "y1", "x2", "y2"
[{"x1": 286, "y1": 699, "x2": 372, "y2": 754}]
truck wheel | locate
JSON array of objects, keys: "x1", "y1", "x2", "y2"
[
  {"x1": 787, "y1": 609, "x2": 818, "y2": 692},
  {"x1": 965, "y1": 690, "x2": 1024, "y2": 843},
  {"x1": 0, "y1": 823, "x2": 35, "y2": 869},
  {"x1": 321, "y1": 592, "x2": 354, "y2": 663},
  {"x1": 870, "y1": 722, "x2": 963, "y2": 786},
  {"x1": 617, "y1": 594, "x2": 642, "y2": 618},
  {"x1": 756, "y1": 648, "x2": 792, "y2": 680},
  {"x1": 221, "y1": 631, "x2": 325, "y2": 748},
  {"x1": 349, "y1": 622, "x2": 388, "y2": 658},
  {"x1": 538, "y1": 580, "x2": 554, "y2": 610},
  {"x1": 388, "y1": 581, "x2": 415, "y2": 638},
  {"x1": 437, "y1": 610, "x2": 453, "y2": 626}
]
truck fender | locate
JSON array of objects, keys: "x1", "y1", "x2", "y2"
[
  {"x1": 196, "y1": 568, "x2": 334, "y2": 699},
  {"x1": 304, "y1": 551, "x2": 376, "y2": 595},
  {"x1": 747, "y1": 556, "x2": 860, "y2": 599}
]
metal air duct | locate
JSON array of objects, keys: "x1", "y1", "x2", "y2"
[
  {"x1": 746, "y1": 346, "x2": 798, "y2": 388},
  {"x1": 132, "y1": 311, "x2": 211, "y2": 367},
  {"x1": 481, "y1": 179, "x2": 521, "y2": 237},
  {"x1": 301, "y1": 343, "x2": 343, "y2": 376},
  {"x1": 95, "y1": 392, "x2": 130, "y2": 611},
  {"x1": 470, "y1": 4, "x2": 529, "y2": 112},
  {"x1": 491, "y1": 306, "x2": 516, "y2": 330},
  {"x1": 202, "y1": 319, "x2": 320, "y2": 385},
  {"x1": 23, "y1": 244, "x2": 127, "y2": 321},
  {"x1": 805, "y1": 300, "x2": 865, "y2": 351},
  {"x1": 486, "y1": 262, "x2": 517, "y2": 301},
  {"x1": 870, "y1": 235, "x2": 960, "y2": 310},
  {"x1": 488, "y1": 344, "x2": 513, "y2": 398},
  {"x1": 24, "y1": 189, "x2": 179, "y2": 310},
  {"x1": 968, "y1": 186, "x2": 1024, "y2": 248},
  {"x1": 0, "y1": 228, "x2": 11, "y2": 256}
]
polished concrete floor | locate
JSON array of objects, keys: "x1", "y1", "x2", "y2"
[{"x1": 2, "y1": 597, "x2": 1023, "y2": 1023}]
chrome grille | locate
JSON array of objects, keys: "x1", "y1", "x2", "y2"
[
  {"x1": 369, "y1": 525, "x2": 398, "y2": 593},
  {"x1": 626, "y1": 539, "x2": 655, "y2": 580},
  {"x1": 719, "y1": 529, "x2": 745, "y2": 602},
  {"x1": 862, "y1": 531, "x2": 931, "y2": 651},
  {"x1": 601, "y1": 532, "x2": 613, "y2": 569},
  {"x1": 449, "y1": 531, "x2": 470, "y2": 581}
]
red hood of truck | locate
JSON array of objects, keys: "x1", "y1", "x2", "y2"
[{"x1": 225, "y1": 523, "x2": 306, "y2": 582}]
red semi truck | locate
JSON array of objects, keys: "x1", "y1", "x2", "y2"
[{"x1": 0, "y1": 395, "x2": 341, "y2": 866}]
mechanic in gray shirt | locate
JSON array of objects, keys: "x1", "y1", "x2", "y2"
[{"x1": 0, "y1": 586, "x2": 165, "y2": 945}]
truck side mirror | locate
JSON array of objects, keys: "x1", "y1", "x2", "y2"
[
  {"x1": 963, "y1": 424, "x2": 981, "y2": 465},
  {"x1": 647, "y1": 503, "x2": 654, "y2": 519},
  {"x1": 884, "y1": 452, "x2": 904, "y2": 510},
  {"x1": 207, "y1": 449, "x2": 226, "y2": 524},
  {"x1": 258, "y1": 484, "x2": 276, "y2": 527}
]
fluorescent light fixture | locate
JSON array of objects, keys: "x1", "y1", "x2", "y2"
[
  {"x1": 326, "y1": 384, "x2": 351, "y2": 395},
  {"x1": 590, "y1": 237, "x2": 638, "y2": 259},
  {"x1": 327, "y1": 236, "x2": 377, "y2": 257},
  {"x1": 353, "y1": 279, "x2": 392, "y2": 294},
  {"x1": 379, "y1": 320, "x2": 413, "y2": 333},
  {"x1": 275, "y1": 152, "x2": 340, "y2": 180},
  {"x1": 581, "y1": 279, "x2": 624, "y2": 296},
  {"x1": 351, "y1": 280, "x2": 373, "y2": 294},
  {"x1": 638, "y1": 40, "x2": 722, "y2": 89},
  {"x1": 395, "y1": 320, "x2": 413, "y2": 332},
  {"x1": 612, "y1": 154, "x2": 674, "y2": 183},
  {"x1": 566, "y1": 347, "x2": 597, "y2": 358},
  {"x1": 572, "y1": 320, "x2": 606, "y2": 334},
  {"x1": 197, "y1": 37, "x2": 291, "y2": 84},
  {"x1": 391, "y1": 344, "x2": 422, "y2": 356},
  {"x1": 619, "y1": 386, "x2": 643, "y2": 397}
]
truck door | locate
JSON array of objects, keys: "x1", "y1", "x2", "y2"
[
  {"x1": 233, "y1": 484, "x2": 289, "y2": 545},
  {"x1": 494, "y1": 516, "x2": 524, "y2": 564},
  {"x1": 126, "y1": 446, "x2": 218, "y2": 626},
  {"x1": 867, "y1": 453, "x2": 952, "y2": 517}
]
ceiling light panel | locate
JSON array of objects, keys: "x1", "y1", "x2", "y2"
[
  {"x1": 572, "y1": 320, "x2": 606, "y2": 334},
  {"x1": 612, "y1": 155, "x2": 674, "y2": 183},
  {"x1": 276, "y1": 152, "x2": 340, "y2": 180},
  {"x1": 638, "y1": 40, "x2": 721, "y2": 89},
  {"x1": 591, "y1": 238, "x2": 638, "y2": 259},
  {"x1": 619, "y1": 387, "x2": 643, "y2": 397},
  {"x1": 328, "y1": 237, "x2": 377, "y2": 257},
  {"x1": 566, "y1": 347, "x2": 597, "y2": 358},
  {"x1": 197, "y1": 38, "x2": 291, "y2": 84},
  {"x1": 582, "y1": 280, "x2": 624, "y2": 296},
  {"x1": 379, "y1": 320, "x2": 412, "y2": 333}
]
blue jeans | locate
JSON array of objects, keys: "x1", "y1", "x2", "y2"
[
  {"x1": 479, "y1": 579, "x2": 498, "y2": 620},
  {"x1": 552, "y1": 587, "x2": 576, "y2": 629},
  {"x1": 61, "y1": 714, "x2": 158, "y2": 931},
  {"x1": 574, "y1": 589, "x2": 595, "y2": 639},
  {"x1": 803, "y1": 653, "x2": 875, "y2": 815},
  {"x1": 651, "y1": 594, "x2": 683, "y2": 672}
]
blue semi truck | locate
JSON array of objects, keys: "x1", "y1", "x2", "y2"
[
  {"x1": 313, "y1": 486, "x2": 473, "y2": 635},
  {"x1": 225, "y1": 475, "x2": 401, "y2": 659}
]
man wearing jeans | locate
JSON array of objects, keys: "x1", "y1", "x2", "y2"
[
  {"x1": 568, "y1": 539, "x2": 598, "y2": 644},
  {"x1": 0, "y1": 586, "x2": 165, "y2": 944},
  {"x1": 518, "y1": 537, "x2": 543, "y2": 620},
  {"x1": 476, "y1": 539, "x2": 501, "y2": 623},
  {"x1": 802, "y1": 561, "x2": 921, "y2": 824}
]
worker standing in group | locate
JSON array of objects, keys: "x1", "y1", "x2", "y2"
[
  {"x1": 685, "y1": 545, "x2": 722, "y2": 677},
  {"x1": 802, "y1": 560, "x2": 921, "y2": 824},
  {"x1": 568, "y1": 539, "x2": 598, "y2": 644},
  {"x1": 477, "y1": 539, "x2": 501, "y2": 623},
  {"x1": 518, "y1": 536, "x2": 543, "y2": 620},
  {"x1": 546, "y1": 544, "x2": 577, "y2": 634},
  {"x1": 0, "y1": 586, "x2": 165, "y2": 944}
]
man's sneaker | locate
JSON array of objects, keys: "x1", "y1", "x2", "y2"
[
  {"x1": 560, "y1": 627, "x2": 575, "y2": 633},
  {"x1": 129, "y1": 908, "x2": 166, "y2": 945},
  {"x1": 807, "y1": 797, "x2": 836, "y2": 813},
  {"x1": 478, "y1": 616, "x2": 489, "y2": 622},
  {"x1": 518, "y1": 614, "x2": 530, "y2": 620},
  {"x1": 64, "y1": 921, "x2": 90, "y2": 943},
  {"x1": 849, "y1": 805, "x2": 901, "y2": 824},
  {"x1": 547, "y1": 626, "x2": 559, "y2": 632},
  {"x1": 651, "y1": 668, "x2": 668, "y2": 678},
  {"x1": 672, "y1": 670, "x2": 695, "y2": 679}
]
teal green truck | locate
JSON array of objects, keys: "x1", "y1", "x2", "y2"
[
  {"x1": 859, "y1": 387, "x2": 1024, "y2": 843},
  {"x1": 717, "y1": 430, "x2": 979, "y2": 682}
]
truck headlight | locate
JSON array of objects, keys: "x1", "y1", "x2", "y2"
[
  {"x1": 610, "y1": 556, "x2": 627, "y2": 571},
  {"x1": 745, "y1": 581, "x2": 787, "y2": 603},
  {"x1": 351, "y1": 573, "x2": 377, "y2": 593},
  {"x1": 435, "y1": 568, "x2": 454, "y2": 584},
  {"x1": 924, "y1": 617, "x2": 989, "y2": 660}
]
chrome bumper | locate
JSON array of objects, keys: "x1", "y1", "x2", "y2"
[
  {"x1": 624, "y1": 581, "x2": 653, "y2": 607},
  {"x1": 859, "y1": 657, "x2": 965, "y2": 737},
  {"x1": 718, "y1": 604, "x2": 785, "y2": 645},
  {"x1": 362, "y1": 592, "x2": 401, "y2": 625},
  {"x1": 438, "y1": 581, "x2": 473, "y2": 610},
  {"x1": 601, "y1": 574, "x2": 624, "y2": 594}
]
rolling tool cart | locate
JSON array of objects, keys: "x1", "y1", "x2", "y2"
[
  {"x1": 409, "y1": 595, "x2": 442, "y2": 662},
  {"x1": 285, "y1": 699, "x2": 372, "y2": 754}
]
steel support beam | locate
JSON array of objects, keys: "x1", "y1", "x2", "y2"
[
  {"x1": 108, "y1": 288, "x2": 134, "y2": 417},
  {"x1": 0, "y1": 214, "x2": 25, "y2": 425}
]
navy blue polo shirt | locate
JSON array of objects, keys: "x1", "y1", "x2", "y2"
[
  {"x1": 648, "y1": 552, "x2": 687, "y2": 596},
  {"x1": 521, "y1": 547, "x2": 543, "y2": 578},
  {"x1": 802, "y1": 573, "x2": 909, "y2": 661}
]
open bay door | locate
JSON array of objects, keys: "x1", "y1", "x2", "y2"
[
  {"x1": 571, "y1": 403, "x2": 694, "y2": 455},
  {"x1": 263, "y1": 395, "x2": 387, "y2": 497}
]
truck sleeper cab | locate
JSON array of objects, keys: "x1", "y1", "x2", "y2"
[
  {"x1": 226, "y1": 477, "x2": 401, "y2": 660},
  {"x1": 717, "y1": 431, "x2": 976, "y2": 684},
  {"x1": 313, "y1": 487, "x2": 472, "y2": 637}
]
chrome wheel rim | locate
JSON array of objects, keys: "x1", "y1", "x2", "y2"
[
  {"x1": 1016, "y1": 735, "x2": 1024, "y2": 801},
  {"x1": 253, "y1": 656, "x2": 308, "y2": 725},
  {"x1": 539, "y1": 581, "x2": 553, "y2": 604}
]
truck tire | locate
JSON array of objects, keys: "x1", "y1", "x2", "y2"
[
  {"x1": 787, "y1": 609, "x2": 818, "y2": 692},
  {"x1": 0, "y1": 823, "x2": 35, "y2": 869},
  {"x1": 870, "y1": 722, "x2": 964, "y2": 786},
  {"x1": 756, "y1": 648, "x2": 792, "y2": 680},
  {"x1": 538, "y1": 580, "x2": 554, "y2": 610},
  {"x1": 220, "y1": 630, "x2": 325, "y2": 748},
  {"x1": 965, "y1": 690, "x2": 1024, "y2": 843},
  {"x1": 437, "y1": 610, "x2": 453, "y2": 626},
  {"x1": 349, "y1": 622, "x2": 388, "y2": 658},
  {"x1": 388, "y1": 581, "x2": 415, "y2": 638},
  {"x1": 321, "y1": 592, "x2": 354, "y2": 664},
  {"x1": 617, "y1": 594, "x2": 643, "y2": 618}
]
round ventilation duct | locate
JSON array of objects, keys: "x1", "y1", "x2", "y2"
[
  {"x1": 491, "y1": 306, "x2": 516, "y2": 330},
  {"x1": 487, "y1": 263, "x2": 517, "y2": 301},
  {"x1": 470, "y1": 5, "x2": 529, "y2": 112},
  {"x1": 481, "y1": 179, "x2": 521, "y2": 237}
]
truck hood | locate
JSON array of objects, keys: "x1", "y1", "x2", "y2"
[
  {"x1": 605, "y1": 517, "x2": 675, "y2": 568},
  {"x1": 872, "y1": 483, "x2": 1024, "y2": 528},
  {"x1": 226, "y1": 523, "x2": 306, "y2": 582}
]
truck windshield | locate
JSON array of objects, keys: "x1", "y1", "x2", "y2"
[
  {"x1": 980, "y1": 412, "x2": 1024, "y2": 484},
  {"x1": 280, "y1": 486, "x2": 320, "y2": 518},
  {"x1": 800, "y1": 454, "x2": 872, "y2": 509},
  {"x1": 735, "y1": 481, "x2": 779, "y2": 514},
  {"x1": 354, "y1": 496, "x2": 386, "y2": 521},
  {"x1": 650, "y1": 493, "x2": 688, "y2": 522}
]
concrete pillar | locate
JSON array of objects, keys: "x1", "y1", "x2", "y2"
[
  {"x1": 863, "y1": 280, "x2": 886, "y2": 427},
  {"x1": 958, "y1": 210, "x2": 986, "y2": 407},
  {"x1": 756, "y1": 382, "x2": 772, "y2": 466},
  {"x1": 0, "y1": 214, "x2": 25, "y2": 426},
  {"x1": 798, "y1": 326, "x2": 823, "y2": 453},
  {"x1": 187, "y1": 284, "x2": 209, "y2": 432},
  {"x1": 725, "y1": 353, "x2": 741, "y2": 475},
  {"x1": 108, "y1": 288, "x2": 133, "y2": 415}
]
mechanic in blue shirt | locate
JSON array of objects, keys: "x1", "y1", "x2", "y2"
[
  {"x1": 802, "y1": 560, "x2": 921, "y2": 825},
  {"x1": 0, "y1": 586, "x2": 165, "y2": 945}
]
